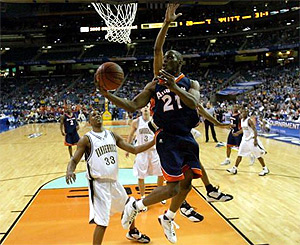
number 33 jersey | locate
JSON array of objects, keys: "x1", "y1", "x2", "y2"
[
  {"x1": 153, "y1": 74, "x2": 199, "y2": 135},
  {"x1": 85, "y1": 130, "x2": 119, "y2": 180}
]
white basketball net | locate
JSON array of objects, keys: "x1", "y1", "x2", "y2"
[{"x1": 92, "y1": 2, "x2": 138, "y2": 44}]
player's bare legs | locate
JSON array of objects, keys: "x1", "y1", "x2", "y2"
[
  {"x1": 157, "y1": 176, "x2": 164, "y2": 187},
  {"x1": 257, "y1": 157, "x2": 266, "y2": 167},
  {"x1": 142, "y1": 182, "x2": 179, "y2": 206},
  {"x1": 226, "y1": 146, "x2": 231, "y2": 159},
  {"x1": 93, "y1": 225, "x2": 106, "y2": 245},
  {"x1": 169, "y1": 169, "x2": 193, "y2": 212},
  {"x1": 68, "y1": 146, "x2": 73, "y2": 158},
  {"x1": 235, "y1": 156, "x2": 242, "y2": 167},
  {"x1": 138, "y1": 178, "x2": 145, "y2": 197}
]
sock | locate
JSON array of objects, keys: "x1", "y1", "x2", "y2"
[
  {"x1": 205, "y1": 184, "x2": 214, "y2": 192},
  {"x1": 263, "y1": 166, "x2": 268, "y2": 170},
  {"x1": 165, "y1": 209, "x2": 176, "y2": 220},
  {"x1": 233, "y1": 166, "x2": 237, "y2": 169},
  {"x1": 136, "y1": 199, "x2": 146, "y2": 211},
  {"x1": 226, "y1": 157, "x2": 230, "y2": 161}
]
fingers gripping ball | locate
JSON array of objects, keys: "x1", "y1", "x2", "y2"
[{"x1": 95, "y1": 62, "x2": 124, "y2": 90}]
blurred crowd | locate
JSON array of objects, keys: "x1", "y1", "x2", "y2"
[{"x1": 1, "y1": 63, "x2": 299, "y2": 128}]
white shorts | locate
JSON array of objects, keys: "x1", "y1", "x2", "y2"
[
  {"x1": 238, "y1": 137, "x2": 266, "y2": 158},
  {"x1": 88, "y1": 178, "x2": 128, "y2": 227},
  {"x1": 133, "y1": 150, "x2": 162, "y2": 179}
]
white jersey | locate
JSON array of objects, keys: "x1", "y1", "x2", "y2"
[
  {"x1": 85, "y1": 130, "x2": 118, "y2": 180},
  {"x1": 241, "y1": 117, "x2": 255, "y2": 141},
  {"x1": 136, "y1": 116, "x2": 155, "y2": 150}
]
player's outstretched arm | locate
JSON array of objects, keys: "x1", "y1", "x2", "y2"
[
  {"x1": 98, "y1": 82, "x2": 154, "y2": 113},
  {"x1": 233, "y1": 129, "x2": 243, "y2": 136},
  {"x1": 66, "y1": 136, "x2": 88, "y2": 184},
  {"x1": 153, "y1": 4, "x2": 182, "y2": 76},
  {"x1": 113, "y1": 132, "x2": 155, "y2": 154},
  {"x1": 196, "y1": 103, "x2": 230, "y2": 128}
]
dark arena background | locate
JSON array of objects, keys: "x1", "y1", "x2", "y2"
[{"x1": 0, "y1": 1, "x2": 299, "y2": 245}]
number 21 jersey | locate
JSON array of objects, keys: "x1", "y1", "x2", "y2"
[{"x1": 153, "y1": 74, "x2": 199, "y2": 135}]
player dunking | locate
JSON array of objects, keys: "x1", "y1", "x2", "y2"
[
  {"x1": 60, "y1": 105, "x2": 80, "y2": 158},
  {"x1": 98, "y1": 4, "x2": 232, "y2": 243},
  {"x1": 221, "y1": 105, "x2": 243, "y2": 165},
  {"x1": 126, "y1": 104, "x2": 165, "y2": 208},
  {"x1": 226, "y1": 108, "x2": 270, "y2": 176},
  {"x1": 66, "y1": 109, "x2": 152, "y2": 244}
]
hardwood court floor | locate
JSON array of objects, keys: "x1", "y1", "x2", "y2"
[
  {"x1": 2, "y1": 185, "x2": 249, "y2": 245},
  {"x1": 0, "y1": 122, "x2": 300, "y2": 244}
]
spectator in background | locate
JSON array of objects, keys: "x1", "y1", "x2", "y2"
[{"x1": 204, "y1": 102, "x2": 218, "y2": 143}]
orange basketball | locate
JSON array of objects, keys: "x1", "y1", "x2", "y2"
[{"x1": 95, "y1": 62, "x2": 124, "y2": 90}]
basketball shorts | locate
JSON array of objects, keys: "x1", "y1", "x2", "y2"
[
  {"x1": 238, "y1": 137, "x2": 266, "y2": 158},
  {"x1": 133, "y1": 150, "x2": 162, "y2": 179},
  {"x1": 88, "y1": 178, "x2": 127, "y2": 227},
  {"x1": 155, "y1": 130, "x2": 202, "y2": 182},
  {"x1": 227, "y1": 131, "x2": 243, "y2": 147},
  {"x1": 64, "y1": 132, "x2": 80, "y2": 146}
]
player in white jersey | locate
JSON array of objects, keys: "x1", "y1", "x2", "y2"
[
  {"x1": 66, "y1": 109, "x2": 155, "y2": 244},
  {"x1": 126, "y1": 104, "x2": 164, "y2": 207},
  {"x1": 227, "y1": 108, "x2": 270, "y2": 176}
]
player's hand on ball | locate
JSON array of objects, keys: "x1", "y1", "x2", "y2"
[{"x1": 66, "y1": 171, "x2": 76, "y2": 184}]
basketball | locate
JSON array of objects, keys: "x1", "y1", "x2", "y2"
[{"x1": 95, "y1": 62, "x2": 124, "y2": 91}]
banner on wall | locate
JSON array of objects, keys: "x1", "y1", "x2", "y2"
[{"x1": 269, "y1": 119, "x2": 300, "y2": 138}]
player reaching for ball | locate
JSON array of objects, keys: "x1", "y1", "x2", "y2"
[{"x1": 97, "y1": 4, "x2": 232, "y2": 243}]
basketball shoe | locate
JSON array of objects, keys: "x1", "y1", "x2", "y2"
[
  {"x1": 158, "y1": 214, "x2": 178, "y2": 244},
  {"x1": 121, "y1": 197, "x2": 139, "y2": 230},
  {"x1": 206, "y1": 186, "x2": 234, "y2": 202},
  {"x1": 227, "y1": 166, "x2": 237, "y2": 175},
  {"x1": 179, "y1": 200, "x2": 204, "y2": 222},
  {"x1": 221, "y1": 159, "x2": 231, "y2": 165},
  {"x1": 126, "y1": 228, "x2": 150, "y2": 243},
  {"x1": 259, "y1": 167, "x2": 270, "y2": 176}
]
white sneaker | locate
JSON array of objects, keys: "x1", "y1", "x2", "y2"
[
  {"x1": 227, "y1": 166, "x2": 237, "y2": 174},
  {"x1": 259, "y1": 167, "x2": 270, "y2": 176},
  {"x1": 121, "y1": 197, "x2": 139, "y2": 230},
  {"x1": 158, "y1": 214, "x2": 178, "y2": 244},
  {"x1": 206, "y1": 186, "x2": 233, "y2": 202},
  {"x1": 221, "y1": 159, "x2": 231, "y2": 165}
]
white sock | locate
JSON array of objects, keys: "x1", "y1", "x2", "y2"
[
  {"x1": 136, "y1": 199, "x2": 146, "y2": 211},
  {"x1": 233, "y1": 166, "x2": 237, "y2": 169},
  {"x1": 263, "y1": 166, "x2": 268, "y2": 170},
  {"x1": 165, "y1": 209, "x2": 176, "y2": 220},
  {"x1": 226, "y1": 158, "x2": 230, "y2": 161}
]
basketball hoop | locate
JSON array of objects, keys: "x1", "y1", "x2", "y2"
[{"x1": 92, "y1": 2, "x2": 138, "y2": 44}]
